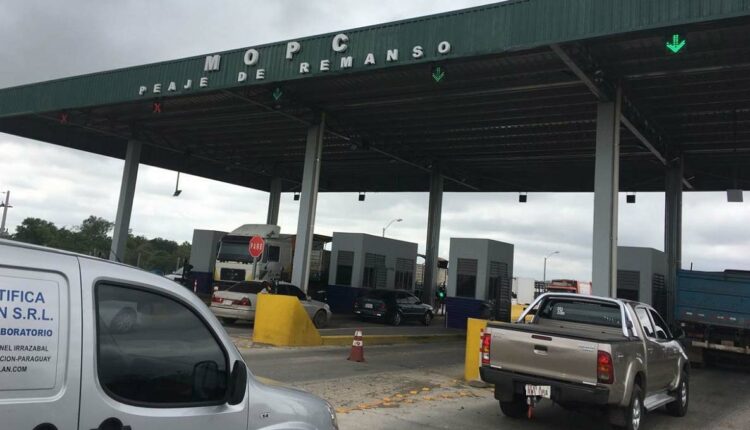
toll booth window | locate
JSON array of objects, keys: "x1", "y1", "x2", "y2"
[
  {"x1": 456, "y1": 258, "x2": 478, "y2": 298},
  {"x1": 95, "y1": 283, "x2": 228, "y2": 406}
]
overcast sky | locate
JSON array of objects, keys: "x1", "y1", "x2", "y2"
[{"x1": 1, "y1": 0, "x2": 748, "y2": 281}]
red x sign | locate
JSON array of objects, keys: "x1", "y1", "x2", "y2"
[
  {"x1": 152, "y1": 102, "x2": 162, "y2": 113},
  {"x1": 59, "y1": 113, "x2": 68, "y2": 124}
]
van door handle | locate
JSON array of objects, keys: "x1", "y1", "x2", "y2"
[{"x1": 92, "y1": 417, "x2": 132, "y2": 430}]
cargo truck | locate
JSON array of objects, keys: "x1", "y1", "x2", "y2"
[
  {"x1": 676, "y1": 270, "x2": 750, "y2": 364},
  {"x1": 213, "y1": 224, "x2": 330, "y2": 291}
]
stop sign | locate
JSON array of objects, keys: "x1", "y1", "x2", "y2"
[{"x1": 248, "y1": 235, "x2": 265, "y2": 259}]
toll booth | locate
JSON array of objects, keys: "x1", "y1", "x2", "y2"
[
  {"x1": 617, "y1": 246, "x2": 667, "y2": 313},
  {"x1": 189, "y1": 229, "x2": 226, "y2": 295},
  {"x1": 445, "y1": 238, "x2": 514, "y2": 328},
  {"x1": 329, "y1": 233, "x2": 418, "y2": 291}
]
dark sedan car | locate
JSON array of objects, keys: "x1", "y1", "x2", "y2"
[{"x1": 354, "y1": 290, "x2": 434, "y2": 326}]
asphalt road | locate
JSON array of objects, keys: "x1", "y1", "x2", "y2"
[
  {"x1": 242, "y1": 342, "x2": 750, "y2": 430},
  {"x1": 224, "y1": 313, "x2": 458, "y2": 339}
]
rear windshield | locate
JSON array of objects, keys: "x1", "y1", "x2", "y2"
[
  {"x1": 227, "y1": 282, "x2": 267, "y2": 294},
  {"x1": 538, "y1": 299, "x2": 621, "y2": 328}
]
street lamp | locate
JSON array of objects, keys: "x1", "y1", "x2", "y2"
[
  {"x1": 382, "y1": 218, "x2": 403, "y2": 237},
  {"x1": 543, "y1": 251, "x2": 559, "y2": 286},
  {"x1": 173, "y1": 172, "x2": 182, "y2": 197},
  {"x1": 0, "y1": 191, "x2": 12, "y2": 237}
]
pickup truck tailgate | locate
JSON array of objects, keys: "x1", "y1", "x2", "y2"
[{"x1": 489, "y1": 324, "x2": 599, "y2": 385}]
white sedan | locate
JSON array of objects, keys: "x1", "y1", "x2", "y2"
[{"x1": 210, "y1": 281, "x2": 331, "y2": 328}]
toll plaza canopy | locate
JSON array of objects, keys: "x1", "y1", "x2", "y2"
[{"x1": 2, "y1": 0, "x2": 750, "y2": 193}]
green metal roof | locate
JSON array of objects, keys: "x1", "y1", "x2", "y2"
[
  {"x1": 1, "y1": 0, "x2": 750, "y2": 194},
  {"x1": 1, "y1": 0, "x2": 749, "y2": 118}
]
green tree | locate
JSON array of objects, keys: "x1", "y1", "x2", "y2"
[{"x1": 12, "y1": 218, "x2": 60, "y2": 247}]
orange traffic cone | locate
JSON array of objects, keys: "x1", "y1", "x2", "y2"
[{"x1": 348, "y1": 329, "x2": 365, "y2": 362}]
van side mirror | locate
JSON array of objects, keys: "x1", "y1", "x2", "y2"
[{"x1": 227, "y1": 360, "x2": 247, "y2": 405}]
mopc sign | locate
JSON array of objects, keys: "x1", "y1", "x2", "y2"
[{"x1": 138, "y1": 33, "x2": 454, "y2": 96}]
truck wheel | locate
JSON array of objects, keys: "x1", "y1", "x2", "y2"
[
  {"x1": 666, "y1": 371, "x2": 689, "y2": 417},
  {"x1": 499, "y1": 398, "x2": 527, "y2": 419},
  {"x1": 221, "y1": 317, "x2": 237, "y2": 325},
  {"x1": 313, "y1": 311, "x2": 328, "y2": 329},
  {"x1": 616, "y1": 385, "x2": 643, "y2": 430}
]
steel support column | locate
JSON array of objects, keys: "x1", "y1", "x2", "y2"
[
  {"x1": 291, "y1": 114, "x2": 325, "y2": 292},
  {"x1": 423, "y1": 166, "x2": 444, "y2": 306},
  {"x1": 266, "y1": 177, "x2": 282, "y2": 225},
  {"x1": 591, "y1": 92, "x2": 621, "y2": 298},
  {"x1": 664, "y1": 160, "x2": 683, "y2": 322},
  {"x1": 110, "y1": 140, "x2": 141, "y2": 262}
]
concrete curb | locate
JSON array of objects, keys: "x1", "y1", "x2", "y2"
[{"x1": 321, "y1": 333, "x2": 465, "y2": 346}]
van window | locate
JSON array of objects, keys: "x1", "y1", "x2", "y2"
[{"x1": 96, "y1": 283, "x2": 228, "y2": 406}]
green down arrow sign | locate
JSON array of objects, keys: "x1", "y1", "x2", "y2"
[{"x1": 666, "y1": 34, "x2": 686, "y2": 54}]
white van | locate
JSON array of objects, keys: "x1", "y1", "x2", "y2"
[{"x1": 0, "y1": 239, "x2": 338, "y2": 430}]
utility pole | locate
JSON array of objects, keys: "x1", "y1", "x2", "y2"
[{"x1": 0, "y1": 191, "x2": 11, "y2": 238}]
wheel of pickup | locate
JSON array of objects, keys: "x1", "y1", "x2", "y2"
[
  {"x1": 616, "y1": 384, "x2": 644, "y2": 430},
  {"x1": 421, "y1": 312, "x2": 433, "y2": 326},
  {"x1": 499, "y1": 397, "x2": 527, "y2": 419},
  {"x1": 666, "y1": 370, "x2": 689, "y2": 417}
]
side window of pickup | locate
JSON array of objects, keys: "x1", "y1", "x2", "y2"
[
  {"x1": 648, "y1": 309, "x2": 672, "y2": 341},
  {"x1": 635, "y1": 307, "x2": 656, "y2": 338},
  {"x1": 96, "y1": 283, "x2": 229, "y2": 406}
]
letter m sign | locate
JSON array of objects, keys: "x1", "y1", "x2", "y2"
[{"x1": 204, "y1": 54, "x2": 221, "y2": 72}]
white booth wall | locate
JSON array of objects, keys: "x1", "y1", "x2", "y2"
[
  {"x1": 329, "y1": 232, "x2": 418, "y2": 290},
  {"x1": 617, "y1": 246, "x2": 667, "y2": 305},
  {"x1": 447, "y1": 238, "x2": 514, "y2": 300}
]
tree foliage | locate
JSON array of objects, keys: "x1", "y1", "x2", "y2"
[{"x1": 11, "y1": 215, "x2": 190, "y2": 274}]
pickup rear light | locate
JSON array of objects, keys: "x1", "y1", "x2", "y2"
[
  {"x1": 378, "y1": 303, "x2": 386, "y2": 311},
  {"x1": 211, "y1": 294, "x2": 222, "y2": 304},
  {"x1": 235, "y1": 297, "x2": 251, "y2": 307},
  {"x1": 597, "y1": 351, "x2": 615, "y2": 384},
  {"x1": 481, "y1": 332, "x2": 492, "y2": 366}
]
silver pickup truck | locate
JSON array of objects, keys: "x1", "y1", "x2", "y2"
[{"x1": 480, "y1": 293, "x2": 689, "y2": 430}]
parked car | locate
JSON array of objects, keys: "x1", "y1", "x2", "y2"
[
  {"x1": 0, "y1": 239, "x2": 338, "y2": 430},
  {"x1": 480, "y1": 293, "x2": 689, "y2": 430},
  {"x1": 210, "y1": 281, "x2": 332, "y2": 328},
  {"x1": 273, "y1": 282, "x2": 332, "y2": 329},
  {"x1": 354, "y1": 290, "x2": 434, "y2": 326},
  {"x1": 210, "y1": 280, "x2": 269, "y2": 325}
]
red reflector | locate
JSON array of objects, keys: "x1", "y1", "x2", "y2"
[
  {"x1": 597, "y1": 351, "x2": 614, "y2": 384},
  {"x1": 236, "y1": 297, "x2": 251, "y2": 307},
  {"x1": 532, "y1": 335, "x2": 552, "y2": 341},
  {"x1": 481, "y1": 332, "x2": 492, "y2": 366}
]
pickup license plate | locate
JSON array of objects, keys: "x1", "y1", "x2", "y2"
[
  {"x1": 525, "y1": 385, "x2": 551, "y2": 399},
  {"x1": 223, "y1": 299, "x2": 233, "y2": 305},
  {"x1": 365, "y1": 303, "x2": 373, "y2": 309}
]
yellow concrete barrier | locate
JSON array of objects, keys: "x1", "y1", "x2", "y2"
[
  {"x1": 511, "y1": 304, "x2": 527, "y2": 322},
  {"x1": 252, "y1": 294, "x2": 323, "y2": 346},
  {"x1": 464, "y1": 318, "x2": 488, "y2": 382}
]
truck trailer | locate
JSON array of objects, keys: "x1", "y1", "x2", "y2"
[{"x1": 676, "y1": 270, "x2": 750, "y2": 363}]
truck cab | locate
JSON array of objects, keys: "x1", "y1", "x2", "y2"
[{"x1": 0, "y1": 239, "x2": 338, "y2": 430}]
